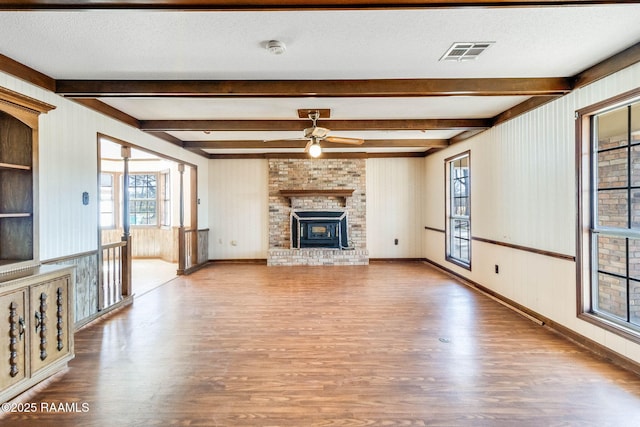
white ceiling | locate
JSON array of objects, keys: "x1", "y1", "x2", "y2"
[{"x1": 1, "y1": 5, "x2": 640, "y2": 156}]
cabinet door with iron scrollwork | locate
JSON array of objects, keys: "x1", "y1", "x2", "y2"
[
  {"x1": 30, "y1": 275, "x2": 70, "y2": 374},
  {"x1": 0, "y1": 289, "x2": 27, "y2": 390}
]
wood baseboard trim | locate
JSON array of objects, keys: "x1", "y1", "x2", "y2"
[
  {"x1": 74, "y1": 295, "x2": 134, "y2": 331},
  {"x1": 422, "y1": 258, "x2": 640, "y2": 377},
  {"x1": 209, "y1": 259, "x2": 268, "y2": 265},
  {"x1": 182, "y1": 261, "x2": 211, "y2": 275},
  {"x1": 369, "y1": 258, "x2": 425, "y2": 263}
]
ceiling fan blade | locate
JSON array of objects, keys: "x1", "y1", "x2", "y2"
[
  {"x1": 304, "y1": 140, "x2": 313, "y2": 152},
  {"x1": 263, "y1": 138, "x2": 307, "y2": 143},
  {"x1": 324, "y1": 136, "x2": 365, "y2": 145}
]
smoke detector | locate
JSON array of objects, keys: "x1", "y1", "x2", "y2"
[{"x1": 265, "y1": 40, "x2": 286, "y2": 55}]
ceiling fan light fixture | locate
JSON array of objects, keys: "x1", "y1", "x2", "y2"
[
  {"x1": 265, "y1": 40, "x2": 286, "y2": 55},
  {"x1": 308, "y1": 140, "x2": 322, "y2": 158}
]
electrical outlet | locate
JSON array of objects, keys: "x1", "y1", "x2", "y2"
[{"x1": 495, "y1": 264, "x2": 499, "y2": 274}]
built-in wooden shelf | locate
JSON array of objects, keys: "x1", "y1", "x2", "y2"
[
  {"x1": 280, "y1": 189, "x2": 354, "y2": 206},
  {"x1": 0, "y1": 162, "x2": 31, "y2": 171},
  {"x1": 0, "y1": 213, "x2": 31, "y2": 218}
]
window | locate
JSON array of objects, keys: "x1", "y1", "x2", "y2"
[
  {"x1": 446, "y1": 152, "x2": 471, "y2": 268},
  {"x1": 129, "y1": 173, "x2": 157, "y2": 226},
  {"x1": 160, "y1": 171, "x2": 171, "y2": 227},
  {"x1": 100, "y1": 173, "x2": 115, "y2": 228},
  {"x1": 100, "y1": 170, "x2": 172, "y2": 229},
  {"x1": 578, "y1": 91, "x2": 640, "y2": 337}
]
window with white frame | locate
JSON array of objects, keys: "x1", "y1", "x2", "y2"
[
  {"x1": 128, "y1": 173, "x2": 157, "y2": 226},
  {"x1": 578, "y1": 90, "x2": 640, "y2": 338},
  {"x1": 446, "y1": 152, "x2": 471, "y2": 268},
  {"x1": 99, "y1": 173, "x2": 115, "y2": 228},
  {"x1": 160, "y1": 170, "x2": 171, "y2": 227}
]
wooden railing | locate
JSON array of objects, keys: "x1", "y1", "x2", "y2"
[
  {"x1": 100, "y1": 241, "x2": 128, "y2": 310},
  {"x1": 178, "y1": 228, "x2": 196, "y2": 274},
  {"x1": 178, "y1": 228, "x2": 208, "y2": 275}
]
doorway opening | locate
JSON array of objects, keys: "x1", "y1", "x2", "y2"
[{"x1": 98, "y1": 136, "x2": 196, "y2": 300}]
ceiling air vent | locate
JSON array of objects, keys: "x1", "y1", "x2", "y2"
[{"x1": 440, "y1": 42, "x2": 494, "y2": 62}]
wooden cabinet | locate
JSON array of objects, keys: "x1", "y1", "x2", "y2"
[
  {"x1": 0, "y1": 110, "x2": 34, "y2": 263},
  {"x1": 0, "y1": 288, "x2": 27, "y2": 391},
  {"x1": 0, "y1": 266, "x2": 74, "y2": 403},
  {"x1": 29, "y1": 275, "x2": 71, "y2": 374},
  {"x1": 0, "y1": 86, "x2": 71, "y2": 403},
  {"x1": 0, "y1": 86, "x2": 54, "y2": 269}
]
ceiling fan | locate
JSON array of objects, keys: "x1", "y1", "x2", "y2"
[{"x1": 269, "y1": 110, "x2": 364, "y2": 157}]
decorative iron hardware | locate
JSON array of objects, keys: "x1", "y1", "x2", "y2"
[
  {"x1": 36, "y1": 292, "x2": 48, "y2": 361},
  {"x1": 18, "y1": 316, "x2": 25, "y2": 341},
  {"x1": 9, "y1": 301, "x2": 19, "y2": 377},
  {"x1": 56, "y1": 287, "x2": 64, "y2": 351}
]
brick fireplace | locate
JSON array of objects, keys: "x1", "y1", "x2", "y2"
[{"x1": 267, "y1": 158, "x2": 368, "y2": 266}]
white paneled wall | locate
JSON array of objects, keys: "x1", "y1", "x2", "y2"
[
  {"x1": 209, "y1": 159, "x2": 269, "y2": 259},
  {"x1": 465, "y1": 103, "x2": 575, "y2": 256},
  {"x1": 0, "y1": 72, "x2": 209, "y2": 261},
  {"x1": 423, "y1": 61, "x2": 640, "y2": 364},
  {"x1": 207, "y1": 157, "x2": 426, "y2": 260},
  {"x1": 366, "y1": 158, "x2": 425, "y2": 258}
]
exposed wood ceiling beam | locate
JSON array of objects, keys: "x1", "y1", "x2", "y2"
[
  {"x1": 488, "y1": 41, "x2": 640, "y2": 127},
  {"x1": 183, "y1": 138, "x2": 448, "y2": 149},
  {"x1": 491, "y1": 95, "x2": 560, "y2": 126},
  {"x1": 208, "y1": 151, "x2": 429, "y2": 160},
  {"x1": 56, "y1": 78, "x2": 572, "y2": 98},
  {"x1": 1, "y1": 35, "x2": 638, "y2": 161},
  {"x1": 72, "y1": 98, "x2": 140, "y2": 128},
  {"x1": 140, "y1": 118, "x2": 490, "y2": 131},
  {"x1": 573, "y1": 41, "x2": 640, "y2": 89},
  {"x1": 0, "y1": 0, "x2": 634, "y2": 11},
  {"x1": 447, "y1": 129, "x2": 486, "y2": 145},
  {"x1": 0, "y1": 53, "x2": 55, "y2": 92},
  {"x1": 143, "y1": 131, "x2": 185, "y2": 146},
  {"x1": 143, "y1": 131, "x2": 211, "y2": 157}
]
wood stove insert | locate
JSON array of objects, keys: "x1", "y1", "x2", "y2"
[{"x1": 291, "y1": 211, "x2": 349, "y2": 249}]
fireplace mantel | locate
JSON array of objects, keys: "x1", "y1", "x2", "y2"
[{"x1": 280, "y1": 189, "x2": 354, "y2": 206}]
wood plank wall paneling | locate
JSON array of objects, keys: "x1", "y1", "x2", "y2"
[
  {"x1": 422, "y1": 60, "x2": 640, "y2": 364},
  {"x1": 208, "y1": 157, "x2": 426, "y2": 260},
  {"x1": 209, "y1": 159, "x2": 269, "y2": 259},
  {"x1": 197, "y1": 229, "x2": 209, "y2": 265},
  {"x1": 101, "y1": 228, "x2": 179, "y2": 262},
  {"x1": 0, "y1": 70, "x2": 209, "y2": 262},
  {"x1": 366, "y1": 158, "x2": 425, "y2": 258},
  {"x1": 43, "y1": 251, "x2": 99, "y2": 325}
]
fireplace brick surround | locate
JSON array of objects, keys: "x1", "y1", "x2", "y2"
[{"x1": 267, "y1": 158, "x2": 369, "y2": 266}]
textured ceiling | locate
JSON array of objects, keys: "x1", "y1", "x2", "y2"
[
  {"x1": 2, "y1": 8, "x2": 639, "y2": 79},
  {"x1": 1, "y1": 5, "x2": 640, "y2": 157}
]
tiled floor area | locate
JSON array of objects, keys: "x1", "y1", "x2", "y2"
[{"x1": 131, "y1": 258, "x2": 177, "y2": 296}]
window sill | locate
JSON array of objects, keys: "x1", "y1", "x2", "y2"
[
  {"x1": 445, "y1": 256, "x2": 471, "y2": 271},
  {"x1": 578, "y1": 312, "x2": 640, "y2": 345}
]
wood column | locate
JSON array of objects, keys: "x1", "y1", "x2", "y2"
[
  {"x1": 120, "y1": 146, "x2": 132, "y2": 296},
  {"x1": 177, "y1": 163, "x2": 185, "y2": 275},
  {"x1": 190, "y1": 165, "x2": 198, "y2": 266}
]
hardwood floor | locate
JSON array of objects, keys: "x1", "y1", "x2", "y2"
[{"x1": 3, "y1": 262, "x2": 640, "y2": 426}]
